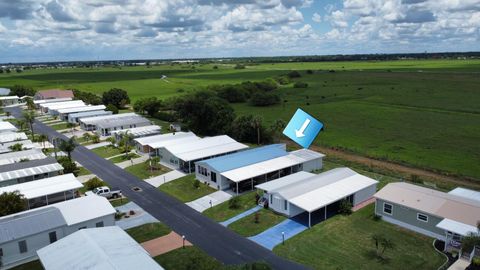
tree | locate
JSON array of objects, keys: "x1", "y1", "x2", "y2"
[
  {"x1": 106, "y1": 136, "x2": 116, "y2": 147},
  {"x1": 66, "y1": 122, "x2": 77, "y2": 135},
  {"x1": 84, "y1": 177, "x2": 106, "y2": 190},
  {"x1": 58, "y1": 137, "x2": 76, "y2": 160},
  {"x1": 72, "y1": 89, "x2": 102, "y2": 105},
  {"x1": 371, "y1": 234, "x2": 382, "y2": 255},
  {"x1": 9, "y1": 143, "x2": 23, "y2": 152},
  {"x1": 287, "y1": 70, "x2": 302, "y2": 78},
  {"x1": 119, "y1": 132, "x2": 134, "y2": 157},
  {"x1": 230, "y1": 115, "x2": 272, "y2": 144},
  {"x1": 38, "y1": 134, "x2": 48, "y2": 149},
  {"x1": 251, "y1": 115, "x2": 262, "y2": 145},
  {"x1": 57, "y1": 156, "x2": 79, "y2": 176},
  {"x1": 91, "y1": 133, "x2": 100, "y2": 143},
  {"x1": 102, "y1": 88, "x2": 130, "y2": 109},
  {"x1": 82, "y1": 132, "x2": 92, "y2": 143},
  {"x1": 24, "y1": 97, "x2": 35, "y2": 110},
  {"x1": 173, "y1": 91, "x2": 236, "y2": 136},
  {"x1": 380, "y1": 237, "x2": 395, "y2": 256},
  {"x1": 293, "y1": 81, "x2": 308, "y2": 88},
  {"x1": 249, "y1": 92, "x2": 281, "y2": 106},
  {"x1": 22, "y1": 111, "x2": 35, "y2": 141},
  {"x1": 134, "y1": 97, "x2": 162, "y2": 117},
  {"x1": 106, "y1": 104, "x2": 119, "y2": 114},
  {"x1": 0, "y1": 191, "x2": 27, "y2": 217},
  {"x1": 10, "y1": 85, "x2": 36, "y2": 97},
  {"x1": 16, "y1": 118, "x2": 27, "y2": 132},
  {"x1": 270, "y1": 119, "x2": 286, "y2": 142}
]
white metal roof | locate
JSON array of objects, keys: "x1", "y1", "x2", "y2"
[
  {"x1": 0, "y1": 162, "x2": 63, "y2": 182},
  {"x1": 0, "y1": 148, "x2": 46, "y2": 166},
  {"x1": 0, "y1": 173, "x2": 82, "y2": 199},
  {"x1": 40, "y1": 100, "x2": 84, "y2": 110},
  {"x1": 448, "y1": 187, "x2": 480, "y2": 203},
  {"x1": 37, "y1": 226, "x2": 163, "y2": 270},
  {"x1": 0, "y1": 132, "x2": 28, "y2": 143},
  {"x1": 34, "y1": 97, "x2": 73, "y2": 105},
  {"x1": 222, "y1": 149, "x2": 324, "y2": 183},
  {"x1": 146, "y1": 133, "x2": 200, "y2": 149},
  {"x1": 136, "y1": 131, "x2": 196, "y2": 147},
  {"x1": 111, "y1": 125, "x2": 161, "y2": 137},
  {"x1": 0, "y1": 139, "x2": 36, "y2": 153},
  {"x1": 287, "y1": 169, "x2": 378, "y2": 212},
  {"x1": 165, "y1": 135, "x2": 248, "y2": 162},
  {"x1": 79, "y1": 112, "x2": 137, "y2": 125},
  {"x1": 0, "y1": 96, "x2": 19, "y2": 100},
  {"x1": 256, "y1": 171, "x2": 314, "y2": 192},
  {"x1": 54, "y1": 195, "x2": 116, "y2": 225},
  {"x1": 0, "y1": 121, "x2": 18, "y2": 132},
  {"x1": 436, "y1": 218, "x2": 478, "y2": 236},
  {"x1": 57, "y1": 105, "x2": 106, "y2": 114}
]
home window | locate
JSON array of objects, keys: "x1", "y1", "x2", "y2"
[
  {"x1": 284, "y1": 200, "x2": 288, "y2": 210},
  {"x1": 417, "y1": 213, "x2": 428, "y2": 222},
  {"x1": 49, "y1": 231, "x2": 57, "y2": 243},
  {"x1": 211, "y1": 172, "x2": 217, "y2": 183},
  {"x1": 0, "y1": 247, "x2": 3, "y2": 257},
  {"x1": 78, "y1": 226, "x2": 87, "y2": 230},
  {"x1": 270, "y1": 194, "x2": 273, "y2": 204},
  {"x1": 18, "y1": 240, "x2": 27, "y2": 253},
  {"x1": 96, "y1": 221, "x2": 104, "y2": 227},
  {"x1": 383, "y1": 203, "x2": 393, "y2": 215}
]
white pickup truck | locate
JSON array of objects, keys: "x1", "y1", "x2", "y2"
[{"x1": 85, "y1": 186, "x2": 122, "y2": 199}]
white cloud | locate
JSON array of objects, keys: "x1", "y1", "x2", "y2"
[{"x1": 312, "y1": 12, "x2": 321, "y2": 22}]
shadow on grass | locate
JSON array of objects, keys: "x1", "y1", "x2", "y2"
[{"x1": 363, "y1": 250, "x2": 392, "y2": 265}]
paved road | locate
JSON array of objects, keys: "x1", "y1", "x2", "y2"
[{"x1": 7, "y1": 107, "x2": 308, "y2": 270}]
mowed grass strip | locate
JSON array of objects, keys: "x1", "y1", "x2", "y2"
[
  {"x1": 49, "y1": 122, "x2": 70, "y2": 130},
  {"x1": 109, "y1": 153, "x2": 141, "y2": 164},
  {"x1": 91, "y1": 145, "x2": 123, "y2": 158},
  {"x1": 126, "y1": 222, "x2": 171, "y2": 243},
  {"x1": 124, "y1": 161, "x2": 170, "y2": 179},
  {"x1": 203, "y1": 191, "x2": 259, "y2": 222},
  {"x1": 228, "y1": 208, "x2": 286, "y2": 237},
  {"x1": 273, "y1": 204, "x2": 445, "y2": 270},
  {"x1": 158, "y1": 175, "x2": 216, "y2": 203}
]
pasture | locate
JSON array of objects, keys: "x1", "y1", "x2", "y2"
[{"x1": 1, "y1": 59, "x2": 479, "y2": 180}]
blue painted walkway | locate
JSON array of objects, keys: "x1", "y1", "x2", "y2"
[
  {"x1": 220, "y1": 206, "x2": 262, "y2": 227},
  {"x1": 249, "y1": 219, "x2": 308, "y2": 250}
]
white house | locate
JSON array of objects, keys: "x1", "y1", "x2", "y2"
[
  {"x1": 111, "y1": 125, "x2": 162, "y2": 142},
  {"x1": 37, "y1": 227, "x2": 164, "y2": 270},
  {"x1": 134, "y1": 131, "x2": 198, "y2": 154},
  {"x1": 95, "y1": 115, "x2": 151, "y2": 136},
  {"x1": 0, "y1": 140, "x2": 36, "y2": 154},
  {"x1": 0, "y1": 195, "x2": 116, "y2": 269},
  {"x1": 0, "y1": 121, "x2": 18, "y2": 133},
  {"x1": 195, "y1": 144, "x2": 324, "y2": 192},
  {"x1": 256, "y1": 168, "x2": 378, "y2": 227},
  {"x1": 39, "y1": 100, "x2": 84, "y2": 114},
  {"x1": 0, "y1": 149, "x2": 47, "y2": 166},
  {"x1": 67, "y1": 110, "x2": 112, "y2": 124},
  {"x1": 0, "y1": 174, "x2": 83, "y2": 209},
  {"x1": 0, "y1": 157, "x2": 63, "y2": 187},
  {"x1": 33, "y1": 97, "x2": 73, "y2": 109},
  {"x1": 78, "y1": 113, "x2": 137, "y2": 131},
  {"x1": 57, "y1": 105, "x2": 107, "y2": 121},
  {"x1": 0, "y1": 132, "x2": 27, "y2": 144},
  {"x1": 0, "y1": 96, "x2": 20, "y2": 107}
]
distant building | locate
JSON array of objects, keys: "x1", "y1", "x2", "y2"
[
  {"x1": 0, "y1": 157, "x2": 63, "y2": 187},
  {"x1": 34, "y1": 89, "x2": 74, "y2": 100},
  {"x1": 0, "y1": 132, "x2": 28, "y2": 144},
  {"x1": 78, "y1": 113, "x2": 151, "y2": 136},
  {"x1": 39, "y1": 100, "x2": 84, "y2": 114},
  {"x1": 0, "y1": 96, "x2": 20, "y2": 107},
  {"x1": 37, "y1": 227, "x2": 164, "y2": 270},
  {"x1": 256, "y1": 168, "x2": 378, "y2": 227},
  {"x1": 374, "y1": 182, "x2": 480, "y2": 252},
  {"x1": 0, "y1": 87, "x2": 10, "y2": 95},
  {"x1": 134, "y1": 131, "x2": 197, "y2": 154},
  {"x1": 0, "y1": 121, "x2": 18, "y2": 133},
  {"x1": 0, "y1": 149, "x2": 47, "y2": 166},
  {"x1": 0, "y1": 140, "x2": 36, "y2": 154},
  {"x1": 0, "y1": 195, "x2": 116, "y2": 269},
  {"x1": 67, "y1": 110, "x2": 112, "y2": 124},
  {"x1": 111, "y1": 125, "x2": 162, "y2": 142},
  {"x1": 33, "y1": 97, "x2": 73, "y2": 109},
  {"x1": 57, "y1": 105, "x2": 106, "y2": 121}
]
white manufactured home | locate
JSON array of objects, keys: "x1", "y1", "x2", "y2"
[
  {"x1": 0, "y1": 149, "x2": 47, "y2": 166},
  {"x1": 135, "y1": 131, "x2": 198, "y2": 154},
  {"x1": 0, "y1": 157, "x2": 63, "y2": 187},
  {"x1": 256, "y1": 168, "x2": 378, "y2": 227},
  {"x1": 57, "y1": 105, "x2": 107, "y2": 121},
  {"x1": 0, "y1": 195, "x2": 116, "y2": 269},
  {"x1": 67, "y1": 110, "x2": 112, "y2": 124},
  {"x1": 0, "y1": 96, "x2": 20, "y2": 107},
  {"x1": 39, "y1": 100, "x2": 84, "y2": 114},
  {"x1": 0, "y1": 121, "x2": 18, "y2": 133}
]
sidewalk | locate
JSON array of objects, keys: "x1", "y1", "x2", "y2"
[
  {"x1": 141, "y1": 232, "x2": 192, "y2": 257},
  {"x1": 220, "y1": 206, "x2": 262, "y2": 227},
  {"x1": 186, "y1": 191, "x2": 232, "y2": 212},
  {"x1": 115, "y1": 202, "x2": 158, "y2": 230},
  {"x1": 116, "y1": 155, "x2": 149, "y2": 169},
  {"x1": 447, "y1": 258, "x2": 470, "y2": 270},
  {"x1": 145, "y1": 170, "x2": 186, "y2": 187},
  {"x1": 85, "y1": 141, "x2": 109, "y2": 149}
]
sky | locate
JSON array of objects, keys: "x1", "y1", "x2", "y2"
[{"x1": 0, "y1": 0, "x2": 479, "y2": 63}]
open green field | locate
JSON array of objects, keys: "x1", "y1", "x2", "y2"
[
  {"x1": 273, "y1": 204, "x2": 445, "y2": 270},
  {"x1": 1, "y1": 59, "x2": 479, "y2": 179}
]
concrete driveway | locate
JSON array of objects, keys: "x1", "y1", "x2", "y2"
[
  {"x1": 186, "y1": 191, "x2": 232, "y2": 212},
  {"x1": 115, "y1": 202, "x2": 159, "y2": 230},
  {"x1": 248, "y1": 219, "x2": 308, "y2": 250},
  {"x1": 145, "y1": 170, "x2": 186, "y2": 187}
]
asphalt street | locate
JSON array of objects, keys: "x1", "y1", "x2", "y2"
[{"x1": 6, "y1": 107, "x2": 309, "y2": 270}]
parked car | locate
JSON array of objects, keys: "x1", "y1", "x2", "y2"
[{"x1": 85, "y1": 186, "x2": 122, "y2": 199}]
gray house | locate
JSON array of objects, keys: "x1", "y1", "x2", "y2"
[
  {"x1": 256, "y1": 168, "x2": 378, "y2": 227},
  {"x1": 95, "y1": 115, "x2": 151, "y2": 136},
  {"x1": 0, "y1": 157, "x2": 63, "y2": 187},
  {"x1": 0, "y1": 195, "x2": 116, "y2": 269},
  {"x1": 374, "y1": 182, "x2": 480, "y2": 252},
  {"x1": 67, "y1": 110, "x2": 112, "y2": 124}
]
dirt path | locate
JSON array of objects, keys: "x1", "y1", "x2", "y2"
[
  {"x1": 142, "y1": 231, "x2": 192, "y2": 257},
  {"x1": 305, "y1": 144, "x2": 480, "y2": 189}
]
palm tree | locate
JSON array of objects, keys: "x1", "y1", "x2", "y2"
[
  {"x1": 270, "y1": 119, "x2": 286, "y2": 142},
  {"x1": 251, "y1": 115, "x2": 263, "y2": 145},
  {"x1": 82, "y1": 132, "x2": 92, "y2": 143},
  {"x1": 24, "y1": 97, "x2": 35, "y2": 111},
  {"x1": 150, "y1": 156, "x2": 160, "y2": 172},
  {"x1": 106, "y1": 136, "x2": 116, "y2": 147},
  {"x1": 22, "y1": 111, "x2": 35, "y2": 141},
  {"x1": 59, "y1": 137, "x2": 76, "y2": 160},
  {"x1": 38, "y1": 134, "x2": 48, "y2": 149},
  {"x1": 66, "y1": 122, "x2": 77, "y2": 135},
  {"x1": 120, "y1": 132, "x2": 134, "y2": 158},
  {"x1": 91, "y1": 133, "x2": 100, "y2": 143}
]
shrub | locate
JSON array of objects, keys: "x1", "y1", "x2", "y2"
[
  {"x1": 234, "y1": 64, "x2": 246, "y2": 69},
  {"x1": 287, "y1": 70, "x2": 301, "y2": 78},
  {"x1": 293, "y1": 81, "x2": 308, "y2": 88},
  {"x1": 338, "y1": 199, "x2": 353, "y2": 215},
  {"x1": 306, "y1": 69, "x2": 313, "y2": 74},
  {"x1": 249, "y1": 92, "x2": 280, "y2": 107},
  {"x1": 57, "y1": 157, "x2": 79, "y2": 176},
  {"x1": 215, "y1": 85, "x2": 248, "y2": 103},
  {"x1": 228, "y1": 196, "x2": 240, "y2": 209},
  {"x1": 106, "y1": 104, "x2": 119, "y2": 114},
  {"x1": 254, "y1": 212, "x2": 260, "y2": 224},
  {"x1": 275, "y1": 76, "x2": 291, "y2": 85},
  {"x1": 153, "y1": 111, "x2": 177, "y2": 122},
  {"x1": 193, "y1": 179, "x2": 200, "y2": 189},
  {"x1": 472, "y1": 257, "x2": 480, "y2": 266},
  {"x1": 84, "y1": 177, "x2": 106, "y2": 191},
  {"x1": 410, "y1": 174, "x2": 422, "y2": 184}
]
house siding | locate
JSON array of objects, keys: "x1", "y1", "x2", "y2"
[
  {"x1": 353, "y1": 184, "x2": 377, "y2": 205},
  {"x1": 375, "y1": 198, "x2": 446, "y2": 239}
]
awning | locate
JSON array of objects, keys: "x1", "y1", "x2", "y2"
[{"x1": 436, "y1": 218, "x2": 478, "y2": 236}]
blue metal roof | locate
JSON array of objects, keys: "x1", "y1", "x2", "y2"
[{"x1": 197, "y1": 144, "x2": 287, "y2": 172}]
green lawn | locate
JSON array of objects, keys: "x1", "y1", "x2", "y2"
[
  {"x1": 228, "y1": 208, "x2": 286, "y2": 237},
  {"x1": 77, "y1": 166, "x2": 92, "y2": 176},
  {"x1": 126, "y1": 222, "x2": 171, "y2": 243},
  {"x1": 10, "y1": 260, "x2": 43, "y2": 270},
  {"x1": 124, "y1": 160, "x2": 171, "y2": 179},
  {"x1": 48, "y1": 122, "x2": 70, "y2": 130},
  {"x1": 273, "y1": 204, "x2": 445, "y2": 270},
  {"x1": 109, "y1": 153, "x2": 141, "y2": 163},
  {"x1": 91, "y1": 145, "x2": 123, "y2": 158},
  {"x1": 203, "y1": 191, "x2": 259, "y2": 222},
  {"x1": 110, "y1": 197, "x2": 130, "y2": 207},
  {"x1": 158, "y1": 174, "x2": 216, "y2": 202},
  {"x1": 1, "y1": 60, "x2": 479, "y2": 179}
]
